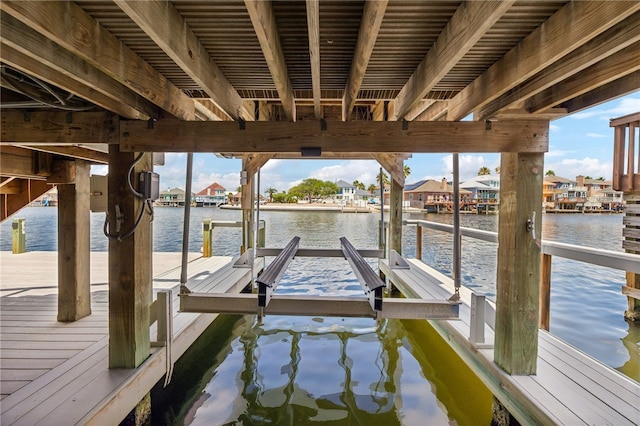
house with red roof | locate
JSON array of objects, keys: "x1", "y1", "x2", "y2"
[{"x1": 195, "y1": 182, "x2": 228, "y2": 207}]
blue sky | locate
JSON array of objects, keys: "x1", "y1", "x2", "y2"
[{"x1": 96, "y1": 92, "x2": 639, "y2": 193}]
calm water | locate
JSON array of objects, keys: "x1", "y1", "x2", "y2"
[{"x1": 2, "y1": 207, "x2": 639, "y2": 425}]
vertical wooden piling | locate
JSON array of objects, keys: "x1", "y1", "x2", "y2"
[
  {"x1": 57, "y1": 160, "x2": 91, "y2": 322},
  {"x1": 202, "y1": 219, "x2": 212, "y2": 257},
  {"x1": 610, "y1": 112, "x2": 640, "y2": 321},
  {"x1": 495, "y1": 151, "x2": 543, "y2": 375},
  {"x1": 11, "y1": 218, "x2": 26, "y2": 254},
  {"x1": 389, "y1": 178, "x2": 403, "y2": 256},
  {"x1": 108, "y1": 146, "x2": 153, "y2": 368},
  {"x1": 416, "y1": 224, "x2": 422, "y2": 260},
  {"x1": 539, "y1": 253, "x2": 552, "y2": 330}
]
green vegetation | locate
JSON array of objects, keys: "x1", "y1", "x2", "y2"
[
  {"x1": 288, "y1": 178, "x2": 339, "y2": 203},
  {"x1": 478, "y1": 166, "x2": 491, "y2": 176}
]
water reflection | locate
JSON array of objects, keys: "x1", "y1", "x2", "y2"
[{"x1": 155, "y1": 315, "x2": 491, "y2": 425}]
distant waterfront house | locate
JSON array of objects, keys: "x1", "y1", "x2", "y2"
[
  {"x1": 460, "y1": 175, "x2": 500, "y2": 203},
  {"x1": 542, "y1": 180, "x2": 556, "y2": 209},
  {"x1": 157, "y1": 187, "x2": 190, "y2": 206},
  {"x1": 403, "y1": 178, "x2": 471, "y2": 209},
  {"x1": 195, "y1": 182, "x2": 227, "y2": 207},
  {"x1": 334, "y1": 180, "x2": 370, "y2": 205}
]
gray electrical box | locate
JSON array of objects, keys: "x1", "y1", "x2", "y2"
[
  {"x1": 139, "y1": 171, "x2": 160, "y2": 201},
  {"x1": 90, "y1": 175, "x2": 108, "y2": 212}
]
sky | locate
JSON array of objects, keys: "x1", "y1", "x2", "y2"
[{"x1": 94, "y1": 92, "x2": 639, "y2": 194}]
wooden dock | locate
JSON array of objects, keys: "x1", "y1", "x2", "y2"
[
  {"x1": 379, "y1": 256, "x2": 640, "y2": 425},
  {"x1": 0, "y1": 251, "x2": 263, "y2": 425}
]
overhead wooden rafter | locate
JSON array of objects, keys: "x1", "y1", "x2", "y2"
[
  {"x1": 244, "y1": 0, "x2": 296, "y2": 122},
  {"x1": 393, "y1": 0, "x2": 514, "y2": 121},
  {"x1": 113, "y1": 0, "x2": 252, "y2": 121},
  {"x1": 525, "y1": 43, "x2": 640, "y2": 114},
  {"x1": 560, "y1": 71, "x2": 640, "y2": 115},
  {"x1": 1, "y1": 0, "x2": 197, "y2": 121},
  {"x1": 342, "y1": 0, "x2": 388, "y2": 121},
  {"x1": 305, "y1": 0, "x2": 321, "y2": 119},
  {"x1": 0, "y1": 12, "x2": 158, "y2": 121},
  {"x1": 477, "y1": 13, "x2": 640, "y2": 120},
  {"x1": 419, "y1": 0, "x2": 640, "y2": 121}
]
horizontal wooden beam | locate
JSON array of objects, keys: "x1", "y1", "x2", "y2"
[
  {"x1": 23, "y1": 145, "x2": 109, "y2": 164},
  {"x1": 477, "y1": 13, "x2": 640, "y2": 120},
  {"x1": 113, "y1": 0, "x2": 248, "y2": 120},
  {"x1": 0, "y1": 12, "x2": 158, "y2": 120},
  {"x1": 120, "y1": 119, "x2": 549, "y2": 153},
  {"x1": 1, "y1": 111, "x2": 116, "y2": 145},
  {"x1": 526, "y1": 42, "x2": 640, "y2": 113},
  {"x1": 560, "y1": 71, "x2": 640, "y2": 114},
  {"x1": 444, "y1": 1, "x2": 640, "y2": 121},
  {"x1": 1, "y1": 0, "x2": 196, "y2": 120},
  {"x1": 393, "y1": 0, "x2": 514, "y2": 120}
]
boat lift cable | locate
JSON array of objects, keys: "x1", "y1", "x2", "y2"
[
  {"x1": 451, "y1": 153, "x2": 461, "y2": 301},
  {"x1": 180, "y1": 152, "x2": 194, "y2": 294}
]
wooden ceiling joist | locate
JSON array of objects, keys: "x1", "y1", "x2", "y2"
[
  {"x1": 560, "y1": 71, "x2": 640, "y2": 115},
  {"x1": 244, "y1": 0, "x2": 296, "y2": 122},
  {"x1": 22, "y1": 146, "x2": 109, "y2": 164},
  {"x1": 425, "y1": 0, "x2": 640, "y2": 121},
  {"x1": 392, "y1": 0, "x2": 515, "y2": 121},
  {"x1": 0, "y1": 12, "x2": 158, "y2": 120},
  {"x1": 342, "y1": 0, "x2": 388, "y2": 121},
  {"x1": 113, "y1": 0, "x2": 251, "y2": 121},
  {"x1": 477, "y1": 13, "x2": 640, "y2": 120},
  {"x1": 116, "y1": 119, "x2": 549, "y2": 154},
  {"x1": 0, "y1": 0, "x2": 196, "y2": 121},
  {"x1": 525, "y1": 42, "x2": 640, "y2": 114},
  {"x1": 305, "y1": 0, "x2": 321, "y2": 120}
]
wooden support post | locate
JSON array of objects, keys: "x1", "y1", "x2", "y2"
[
  {"x1": 108, "y1": 146, "x2": 153, "y2": 368},
  {"x1": 11, "y1": 218, "x2": 26, "y2": 254},
  {"x1": 258, "y1": 220, "x2": 266, "y2": 248},
  {"x1": 388, "y1": 177, "x2": 403, "y2": 257},
  {"x1": 416, "y1": 224, "x2": 422, "y2": 260},
  {"x1": 495, "y1": 151, "x2": 544, "y2": 375},
  {"x1": 539, "y1": 253, "x2": 552, "y2": 330},
  {"x1": 202, "y1": 219, "x2": 212, "y2": 257},
  {"x1": 240, "y1": 160, "x2": 254, "y2": 254},
  {"x1": 624, "y1": 194, "x2": 640, "y2": 321},
  {"x1": 57, "y1": 160, "x2": 91, "y2": 322}
]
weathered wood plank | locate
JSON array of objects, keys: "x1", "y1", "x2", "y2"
[
  {"x1": 1, "y1": 0, "x2": 196, "y2": 121},
  {"x1": 244, "y1": 0, "x2": 296, "y2": 121},
  {"x1": 495, "y1": 152, "x2": 543, "y2": 375},
  {"x1": 393, "y1": 0, "x2": 514, "y2": 120},
  {"x1": 58, "y1": 160, "x2": 91, "y2": 322},
  {"x1": 120, "y1": 119, "x2": 550, "y2": 154},
  {"x1": 108, "y1": 147, "x2": 152, "y2": 368},
  {"x1": 306, "y1": 0, "x2": 322, "y2": 119},
  {"x1": 1, "y1": 111, "x2": 115, "y2": 145},
  {"x1": 113, "y1": 0, "x2": 247, "y2": 120},
  {"x1": 342, "y1": 0, "x2": 388, "y2": 120}
]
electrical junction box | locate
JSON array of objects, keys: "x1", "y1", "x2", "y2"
[
  {"x1": 139, "y1": 171, "x2": 160, "y2": 201},
  {"x1": 90, "y1": 175, "x2": 108, "y2": 212}
]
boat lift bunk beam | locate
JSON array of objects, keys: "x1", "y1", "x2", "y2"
[{"x1": 179, "y1": 237, "x2": 460, "y2": 320}]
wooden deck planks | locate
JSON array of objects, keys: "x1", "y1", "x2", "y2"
[
  {"x1": 379, "y1": 257, "x2": 640, "y2": 425},
  {"x1": 0, "y1": 252, "x2": 260, "y2": 425}
]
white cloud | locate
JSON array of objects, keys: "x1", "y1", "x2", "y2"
[
  {"x1": 545, "y1": 157, "x2": 612, "y2": 180},
  {"x1": 571, "y1": 95, "x2": 640, "y2": 120},
  {"x1": 440, "y1": 154, "x2": 500, "y2": 181},
  {"x1": 545, "y1": 147, "x2": 573, "y2": 158},
  {"x1": 549, "y1": 124, "x2": 560, "y2": 132},
  {"x1": 586, "y1": 132, "x2": 607, "y2": 138},
  {"x1": 309, "y1": 160, "x2": 379, "y2": 185}
]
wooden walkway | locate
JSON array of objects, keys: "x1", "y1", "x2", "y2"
[
  {"x1": 380, "y1": 257, "x2": 640, "y2": 425},
  {"x1": 0, "y1": 251, "x2": 263, "y2": 425}
]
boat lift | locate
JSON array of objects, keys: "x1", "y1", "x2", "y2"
[{"x1": 179, "y1": 235, "x2": 460, "y2": 321}]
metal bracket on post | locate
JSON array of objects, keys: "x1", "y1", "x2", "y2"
[
  {"x1": 470, "y1": 293, "x2": 492, "y2": 348},
  {"x1": 389, "y1": 250, "x2": 410, "y2": 269}
]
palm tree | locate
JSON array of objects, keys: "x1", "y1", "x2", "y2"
[
  {"x1": 495, "y1": 166, "x2": 500, "y2": 175},
  {"x1": 545, "y1": 170, "x2": 555, "y2": 176},
  {"x1": 367, "y1": 183, "x2": 377, "y2": 194},
  {"x1": 378, "y1": 171, "x2": 390, "y2": 185},
  {"x1": 478, "y1": 166, "x2": 491, "y2": 176},
  {"x1": 404, "y1": 165, "x2": 411, "y2": 178},
  {"x1": 265, "y1": 187, "x2": 277, "y2": 203},
  {"x1": 352, "y1": 180, "x2": 365, "y2": 190}
]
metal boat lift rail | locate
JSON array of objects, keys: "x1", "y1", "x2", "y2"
[{"x1": 180, "y1": 237, "x2": 460, "y2": 320}]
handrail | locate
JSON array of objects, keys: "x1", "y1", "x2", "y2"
[{"x1": 405, "y1": 219, "x2": 640, "y2": 273}]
